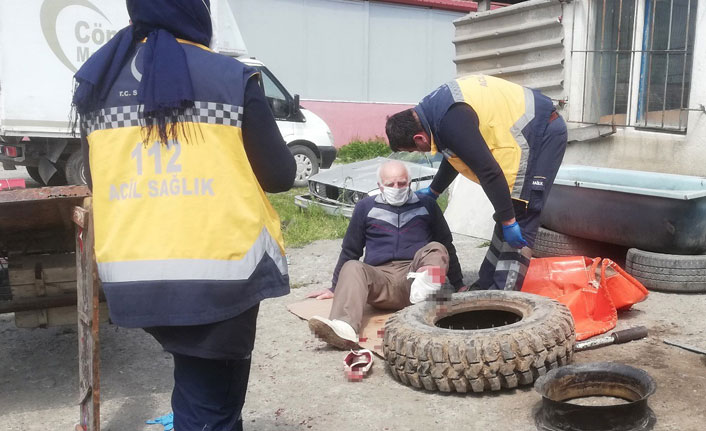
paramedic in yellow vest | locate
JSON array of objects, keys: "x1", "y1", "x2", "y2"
[
  {"x1": 385, "y1": 75, "x2": 567, "y2": 291},
  {"x1": 72, "y1": 1, "x2": 296, "y2": 429}
]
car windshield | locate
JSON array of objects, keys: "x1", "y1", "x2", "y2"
[{"x1": 387, "y1": 152, "x2": 444, "y2": 168}]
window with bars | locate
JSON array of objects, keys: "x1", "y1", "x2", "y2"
[{"x1": 574, "y1": 0, "x2": 697, "y2": 132}]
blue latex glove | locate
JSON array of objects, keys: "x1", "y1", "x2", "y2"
[
  {"x1": 502, "y1": 221, "x2": 529, "y2": 248},
  {"x1": 146, "y1": 412, "x2": 174, "y2": 431},
  {"x1": 416, "y1": 186, "x2": 439, "y2": 200}
]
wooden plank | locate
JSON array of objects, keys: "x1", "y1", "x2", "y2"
[
  {"x1": 14, "y1": 303, "x2": 109, "y2": 328},
  {"x1": 10, "y1": 281, "x2": 78, "y2": 299},
  {"x1": 0, "y1": 186, "x2": 89, "y2": 255},
  {"x1": 9, "y1": 253, "x2": 76, "y2": 285},
  {"x1": 0, "y1": 293, "x2": 77, "y2": 314},
  {"x1": 75, "y1": 198, "x2": 100, "y2": 431}
]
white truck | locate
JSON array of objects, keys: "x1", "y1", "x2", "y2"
[{"x1": 0, "y1": 0, "x2": 335, "y2": 187}]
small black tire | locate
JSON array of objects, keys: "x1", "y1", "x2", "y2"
[
  {"x1": 290, "y1": 145, "x2": 319, "y2": 188},
  {"x1": 533, "y1": 227, "x2": 603, "y2": 258},
  {"x1": 625, "y1": 248, "x2": 706, "y2": 293},
  {"x1": 64, "y1": 151, "x2": 87, "y2": 185},
  {"x1": 533, "y1": 227, "x2": 628, "y2": 265},
  {"x1": 382, "y1": 290, "x2": 575, "y2": 393},
  {"x1": 25, "y1": 166, "x2": 45, "y2": 185}
]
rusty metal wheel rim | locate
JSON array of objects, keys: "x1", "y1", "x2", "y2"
[{"x1": 534, "y1": 362, "x2": 656, "y2": 431}]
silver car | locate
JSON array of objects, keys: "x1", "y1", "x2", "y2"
[{"x1": 294, "y1": 152, "x2": 443, "y2": 217}]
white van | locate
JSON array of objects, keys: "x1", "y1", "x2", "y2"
[{"x1": 0, "y1": 0, "x2": 335, "y2": 187}]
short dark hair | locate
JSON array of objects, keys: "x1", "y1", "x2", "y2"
[{"x1": 386, "y1": 109, "x2": 422, "y2": 152}]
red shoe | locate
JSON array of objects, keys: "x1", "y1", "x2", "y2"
[{"x1": 343, "y1": 349, "x2": 373, "y2": 382}]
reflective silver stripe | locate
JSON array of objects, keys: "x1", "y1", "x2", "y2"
[
  {"x1": 368, "y1": 207, "x2": 398, "y2": 226},
  {"x1": 97, "y1": 227, "x2": 287, "y2": 283},
  {"x1": 448, "y1": 80, "x2": 465, "y2": 103},
  {"x1": 496, "y1": 258, "x2": 526, "y2": 272},
  {"x1": 399, "y1": 206, "x2": 429, "y2": 228},
  {"x1": 510, "y1": 88, "x2": 536, "y2": 199},
  {"x1": 486, "y1": 247, "x2": 499, "y2": 266},
  {"x1": 368, "y1": 205, "x2": 428, "y2": 228},
  {"x1": 501, "y1": 259, "x2": 529, "y2": 291},
  {"x1": 503, "y1": 261, "x2": 521, "y2": 290},
  {"x1": 490, "y1": 230, "x2": 519, "y2": 254}
]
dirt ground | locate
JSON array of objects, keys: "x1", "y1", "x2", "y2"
[{"x1": 1, "y1": 169, "x2": 705, "y2": 430}]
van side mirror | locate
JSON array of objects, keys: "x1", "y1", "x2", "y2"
[{"x1": 292, "y1": 94, "x2": 301, "y2": 115}]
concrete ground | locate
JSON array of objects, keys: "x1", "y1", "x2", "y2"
[{"x1": 1, "y1": 167, "x2": 705, "y2": 430}]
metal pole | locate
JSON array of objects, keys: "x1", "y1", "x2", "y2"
[
  {"x1": 643, "y1": 0, "x2": 658, "y2": 126},
  {"x1": 595, "y1": 0, "x2": 608, "y2": 123},
  {"x1": 581, "y1": 0, "x2": 593, "y2": 123},
  {"x1": 477, "y1": 0, "x2": 491, "y2": 12},
  {"x1": 611, "y1": 0, "x2": 625, "y2": 125},
  {"x1": 678, "y1": 0, "x2": 693, "y2": 131},
  {"x1": 660, "y1": 0, "x2": 675, "y2": 128}
]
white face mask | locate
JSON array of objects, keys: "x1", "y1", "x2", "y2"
[{"x1": 382, "y1": 186, "x2": 410, "y2": 206}]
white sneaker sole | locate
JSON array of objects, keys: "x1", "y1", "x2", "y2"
[{"x1": 308, "y1": 318, "x2": 359, "y2": 350}]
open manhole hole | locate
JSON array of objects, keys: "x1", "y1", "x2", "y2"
[
  {"x1": 435, "y1": 309, "x2": 522, "y2": 330},
  {"x1": 534, "y1": 362, "x2": 656, "y2": 431}
]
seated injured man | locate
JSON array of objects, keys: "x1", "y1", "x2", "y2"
[{"x1": 306, "y1": 160, "x2": 464, "y2": 349}]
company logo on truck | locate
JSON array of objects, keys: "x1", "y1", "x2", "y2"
[{"x1": 40, "y1": 0, "x2": 121, "y2": 73}]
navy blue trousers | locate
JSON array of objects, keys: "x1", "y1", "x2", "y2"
[
  {"x1": 145, "y1": 304, "x2": 259, "y2": 431},
  {"x1": 479, "y1": 116, "x2": 568, "y2": 291},
  {"x1": 172, "y1": 353, "x2": 251, "y2": 431}
]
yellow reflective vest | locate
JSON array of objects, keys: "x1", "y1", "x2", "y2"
[
  {"x1": 415, "y1": 75, "x2": 552, "y2": 202},
  {"x1": 83, "y1": 40, "x2": 288, "y2": 327}
]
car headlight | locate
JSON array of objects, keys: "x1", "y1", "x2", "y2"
[{"x1": 310, "y1": 182, "x2": 326, "y2": 197}]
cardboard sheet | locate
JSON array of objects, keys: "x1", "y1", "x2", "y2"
[{"x1": 287, "y1": 298, "x2": 394, "y2": 358}]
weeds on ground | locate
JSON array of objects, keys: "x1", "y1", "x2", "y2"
[
  {"x1": 336, "y1": 138, "x2": 391, "y2": 164},
  {"x1": 268, "y1": 188, "x2": 350, "y2": 248}
]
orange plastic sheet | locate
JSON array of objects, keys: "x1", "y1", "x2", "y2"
[{"x1": 522, "y1": 256, "x2": 648, "y2": 341}]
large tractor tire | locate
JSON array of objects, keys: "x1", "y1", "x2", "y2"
[
  {"x1": 383, "y1": 290, "x2": 575, "y2": 393},
  {"x1": 625, "y1": 248, "x2": 706, "y2": 293}
]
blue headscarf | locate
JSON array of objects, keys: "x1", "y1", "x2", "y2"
[{"x1": 72, "y1": 0, "x2": 212, "y2": 143}]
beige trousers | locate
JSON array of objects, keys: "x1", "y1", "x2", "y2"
[{"x1": 329, "y1": 242, "x2": 449, "y2": 333}]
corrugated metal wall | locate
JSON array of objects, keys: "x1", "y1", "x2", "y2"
[
  {"x1": 453, "y1": 0, "x2": 565, "y2": 100},
  {"x1": 228, "y1": 0, "x2": 464, "y2": 103}
]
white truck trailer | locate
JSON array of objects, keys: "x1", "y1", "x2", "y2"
[{"x1": 0, "y1": 0, "x2": 335, "y2": 187}]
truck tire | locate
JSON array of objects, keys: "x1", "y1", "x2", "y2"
[
  {"x1": 383, "y1": 290, "x2": 575, "y2": 393},
  {"x1": 290, "y1": 145, "x2": 319, "y2": 188},
  {"x1": 65, "y1": 151, "x2": 87, "y2": 185},
  {"x1": 25, "y1": 166, "x2": 45, "y2": 185},
  {"x1": 625, "y1": 248, "x2": 706, "y2": 293}
]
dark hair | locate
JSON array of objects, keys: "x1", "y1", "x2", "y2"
[{"x1": 385, "y1": 109, "x2": 422, "y2": 152}]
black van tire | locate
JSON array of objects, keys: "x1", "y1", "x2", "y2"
[
  {"x1": 625, "y1": 248, "x2": 706, "y2": 293},
  {"x1": 290, "y1": 145, "x2": 319, "y2": 188},
  {"x1": 382, "y1": 291, "x2": 575, "y2": 393},
  {"x1": 65, "y1": 151, "x2": 87, "y2": 186}
]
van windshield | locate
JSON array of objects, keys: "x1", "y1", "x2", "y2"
[{"x1": 254, "y1": 66, "x2": 292, "y2": 119}]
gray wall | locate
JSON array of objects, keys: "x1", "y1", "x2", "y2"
[{"x1": 229, "y1": 0, "x2": 464, "y2": 103}]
